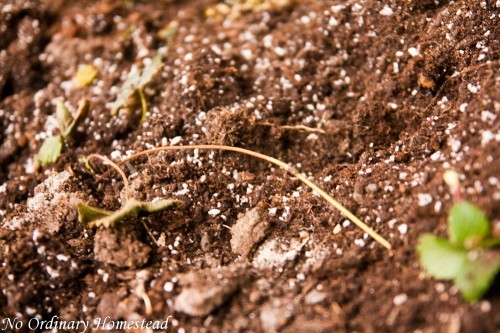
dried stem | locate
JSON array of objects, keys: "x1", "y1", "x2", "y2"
[
  {"x1": 104, "y1": 145, "x2": 391, "y2": 250},
  {"x1": 258, "y1": 122, "x2": 326, "y2": 134},
  {"x1": 88, "y1": 154, "x2": 131, "y2": 200}
]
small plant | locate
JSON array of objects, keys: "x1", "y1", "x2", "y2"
[
  {"x1": 158, "y1": 21, "x2": 178, "y2": 40},
  {"x1": 109, "y1": 55, "x2": 163, "y2": 124},
  {"x1": 92, "y1": 144, "x2": 392, "y2": 250},
  {"x1": 36, "y1": 98, "x2": 90, "y2": 166},
  {"x1": 74, "y1": 64, "x2": 99, "y2": 88},
  {"x1": 78, "y1": 154, "x2": 180, "y2": 229},
  {"x1": 418, "y1": 171, "x2": 500, "y2": 301},
  {"x1": 205, "y1": 0, "x2": 293, "y2": 21}
]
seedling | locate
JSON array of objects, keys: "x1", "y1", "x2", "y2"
[
  {"x1": 78, "y1": 154, "x2": 180, "y2": 229},
  {"x1": 109, "y1": 55, "x2": 163, "y2": 123},
  {"x1": 417, "y1": 171, "x2": 500, "y2": 301},
  {"x1": 158, "y1": 21, "x2": 178, "y2": 40},
  {"x1": 74, "y1": 64, "x2": 99, "y2": 88},
  {"x1": 95, "y1": 144, "x2": 392, "y2": 250},
  {"x1": 205, "y1": 0, "x2": 293, "y2": 21},
  {"x1": 35, "y1": 98, "x2": 90, "y2": 166}
]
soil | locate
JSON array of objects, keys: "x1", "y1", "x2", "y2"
[{"x1": 0, "y1": 0, "x2": 499, "y2": 332}]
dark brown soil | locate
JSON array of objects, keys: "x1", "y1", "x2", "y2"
[{"x1": 1, "y1": 0, "x2": 499, "y2": 332}]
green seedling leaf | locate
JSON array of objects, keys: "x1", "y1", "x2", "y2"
[
  {"x1": 138, "y1": 55, "x2": 164, "y2": 88},
  {"x1": 56, "y1": 100, "x2": 73, "y2": 132},
  {"x1": 75, "y1": 64, "x2": 99, "y2": 88},
  {"x1": 449, "y1": 201, "x2": 490, "y2": 248},
  {"x1": 139, "y1": 199, "x2": 179, "y2": 215},
  {"x1": 110, "y1": 70, "x2": 141, "y2": 115},
  {"x1": 36, "y1": 135, "x2": 63, "y2": 166},
  {"x1": 455, "y1": 250, "x2": 500, "y2": 301},
  {"x1": 78, "y1": 198, "x2": 180, "y2": 228},
  {"x1": 78, "y1": 203, "x2": 113, "y2": 225},
  {"x1": 110, "y1": 56, "x2": 163, "y2": 117},
  {"x1": 417, "y1": 234, "x2": 468, "y2": 279},
  {"x1": 63, "y1": 98, "x2": 91, "y2": 138}
]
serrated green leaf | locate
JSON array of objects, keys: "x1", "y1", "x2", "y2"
[
  {"x1": 36, "y1": 135, "x2": 63, "y2": 166},
  {"x1": 56, "y1": 100, "x2": 73, "y2": 132},
  {"x1": 417, "y1": 234, "x2": 468, "y2": 279},
  {"x1": 454, "y1": 250, "x2": 500, "y2": 301},
  {"x1": 449, "y1": 201, "x2": 490, "y2": 248},
  {"x1": 138, "y1": 55, "x2": 163, "y2": 88},
  {"x1": 78, "y1": 198, "x2": 180, "y2": 228},
  {"x1": 75, "y1": 64, "x2": 99, "y2": 88},
  {"x1": 110, "y1": 70, "x2": 141, "y2": 115},
  {"x1": 78, "y1": 202, "x2": 113, "y2": 225},
  {"x1": 110, "y1": 56, "x2": 162, "y2": 119},
  {"x1": 63, "y1": 98, "x2": 90, "y2": 138}
]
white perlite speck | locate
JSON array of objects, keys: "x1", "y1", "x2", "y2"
[
  {"x1": 481, "y1": 130, "x2": 495, "y2": 145},
  {"x1": 354, "y1": 239, "x2": 365, "y2": 247},
  {"x1": 408, "y1": 47, "x2": 420, "y2": 57},
  {"x1": 393, "y1": 293, "x2": 408, "y2": 306},
  {"x1": 467, "y1": 83, "x2": 479, "y2": 93},
  {"x1": 170, "y1": 136, "x2": 182, "y2": 145},
  {"x1": 208, "y1": 209, "x2": 221, "y2": 216},
  {"x1": 241, "y1": 49, "x2": 253, "y2": 61},
  {"x1": 333, "y1": 224, "x2": 342, "y2": 234},
  {"x1": 417, "y1": 193, "x2": 432, "y2": 206},
  {"x1": 397, "y1": 224, "x2": 408, "y2": 234},
  {"x1": 379, "y1": 6, "x2": 394, "y2": 16},
  {"x1": 164, "y1": 281, "x2": 174, "y2": 292}
]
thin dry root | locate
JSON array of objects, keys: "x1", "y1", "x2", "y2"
[
  {"x1": 88, "y1": 154, "x2": 131, "y2": 200},
  {"x1": 259, "y1": 122, "x2": 327, "y2": 134},
  {"x1": 99, "y1": 145, "x2": 392, "y2": 250}
]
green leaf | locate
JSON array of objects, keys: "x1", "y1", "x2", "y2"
[
  {"x1": 75, "y1": 64, "x2": 99, "y2": 88},
  {"x1": 55, "y1": 100, "x2": 73, "y2": 132},
  {"x1": 110, "y1": 56, "x2": 163, "y2": 116},
  {"x1": 454, "y1": 250, "x2": 500, "y2": 301},
  {"x1": 35, "y1": 135, "x2": 63, "y2": 166},
  {"x1": 138, "y1": 55, "x2": 163, "y2": 88},
  {"x1": 78, "y1": 198, "x2": 180, "y2": 228},
  {"x1": 139, "y1": 199, "x2": 179, "y2": 215},
  {"x1": 78, "y1": 203, "x2": 113, "y2": 225},
  {"x1": 448, "y1": 201, "x2": 490, "y2": 248},
  {"x1": 63, "y1": 98, "x2": 90, "y2": 138},
  {"x1": 110, "y1": 70, "x2": 141, "y2": 115},
  {"x1": 417, "y1": 234, "x2": 468, "y2": 279}
]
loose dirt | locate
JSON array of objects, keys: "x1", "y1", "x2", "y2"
[{"x1": 1, "y1": 1, "x2": 499, "y2": 332}]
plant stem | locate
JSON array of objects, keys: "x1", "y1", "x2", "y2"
[
  {"x1": 137, "y1": 88, "x2": 148, "y2": 124},
  {"x1": 88, "y1": 154, "x2": 131, "y2": 200},
  {"x1": 106, "y1": 145, "x2": 392, "y2": 250}
]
